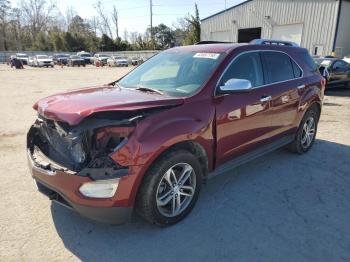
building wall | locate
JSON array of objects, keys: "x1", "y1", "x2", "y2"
[
  {"x1": 201, "y1": 0, "x2": 341, "y2": 56},
  {"x1": 335, "y1": 0, "x2": 350, "y2": 57}
]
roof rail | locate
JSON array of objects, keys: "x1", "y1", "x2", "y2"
[
  {"x1": 250, "y1": 39, "x2": 299, "y2": 47},
  {"x1": 195, "y1": 41, "x2": 233, "y2": 45}
]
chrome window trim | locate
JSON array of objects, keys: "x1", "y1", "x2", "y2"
[{"x1": 215, "y1": 50, "x2": 304, "y2": 96}]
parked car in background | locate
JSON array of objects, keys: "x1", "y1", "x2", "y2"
[
  {"x1": 34, "y1": 55, "x2": 54, "y2": 68},
  {"x1": 16, "y1": 53, "x2": 29, "y2": 65},
  {"x1": 107, "y1": 56, "x2": 128, "y2": 67},
  {"x1": 131, "y1": 57, "x2": 144, "y2": 66},
  {"x1": 92, "y1": 54, "x2": 110, "y2": 66},
  {"x1": 53, "y1": 54, "x2": 70, "y2": 65},
  {"x1": 27, "y1": 39, "x2": 325, "y2": 226},
  {"x1": 318, "y1": 58, "x2": 350, "y2": 87},
  {"x1": 67, "y1": 55, "x2": 86, "y2": 67},
  {"x1": 77, "y1": 51, "x2": 93, "y2": 64},
  {"x1": 28, "y1": 56, "x2": 35, "y2": 66},
  {"x1": 343, "y1": 55, "x2": 350, "y2": 64}
]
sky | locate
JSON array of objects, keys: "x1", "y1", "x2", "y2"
[{"x1": 10, "y1": 0, "x2": 246, "y2": 36}]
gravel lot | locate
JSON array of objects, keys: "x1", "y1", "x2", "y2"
[{"x1": 0, "y1": 64, "x2": 349, "y2": 262}]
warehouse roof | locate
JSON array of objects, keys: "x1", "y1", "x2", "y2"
[{"x1": 201, "y1": 0, "x2": 253, "y2": 21}]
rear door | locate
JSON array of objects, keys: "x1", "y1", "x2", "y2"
[{"x1": 261, "y1": 51, "x2": 304, "y2": 136}]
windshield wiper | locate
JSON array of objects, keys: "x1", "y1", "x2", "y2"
[
  {"x1": 135, "y1": 86, "x2": 164, "y2": 95},
  {"x1": 113, "y1": 82, "x2": 122, "y2": 89}
]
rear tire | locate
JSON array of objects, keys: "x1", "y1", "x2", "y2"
[
  {"x1": 288, "y1": 105, "x2": 320, "y2": 154},
  {"x1": 136, "y1": 150, "x2": 202, "y2": 226}
]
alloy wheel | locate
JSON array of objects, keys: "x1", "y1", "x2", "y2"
[
  {"x1": 301, "y1": 116, "x2": 315, "y2": 149},
  {"x1": 156, "y1": 163, "x2": 196, "y2": 218}
]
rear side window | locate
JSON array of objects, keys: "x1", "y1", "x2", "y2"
[
  {"x1": 292, "y1": 61, "x2": 302, "y2": 77},
  {"x1": 262, "y1": 52, "x2": 296, "y2": 84},
  {"x1": 298, "y1": 51, "x2": 318, "y2": 72},
  {"x1": 221, "y1": 52, "x2": 264, "y2": 87}
]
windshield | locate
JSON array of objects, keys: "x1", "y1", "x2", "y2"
[
  {"x1": 79, "y1": 54, "x2": 91, "y2": 57},
  {"x1": 57, "y1": 54, "x2": 69, "y2": 57},
  {"x1": 37, "y1": 55, "x2": 48, "y2": 59},
  {"x1": 17, "y1": 54, "x2": 28, "y2": 58},
  {"x1": 70, "y1": 55, "x2": 79, "y2": 59},
  {"x1": 118, "y1": 51, "x2": 223, "y2": 97}
]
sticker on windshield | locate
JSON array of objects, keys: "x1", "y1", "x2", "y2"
[{"x1": 193, "y1": 53, "x2": 220, "y2": 59}]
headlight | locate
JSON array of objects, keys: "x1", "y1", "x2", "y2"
[{"x1": 79, "y1": 178, "x2": 119, "y2": 198}]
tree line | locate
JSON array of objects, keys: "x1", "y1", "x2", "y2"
[{"x1": 0, "y1": 0, "x2": 201, "y2": 52}]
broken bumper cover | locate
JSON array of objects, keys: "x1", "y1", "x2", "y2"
[{"x1": 27, "y1": 149, "x2": 133, "y2": 224}]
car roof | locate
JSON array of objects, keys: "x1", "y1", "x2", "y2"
[
  {"x1": 166, "y1": 42, "x2": 305, "y2": 55},
  {"x1": 167, "y1": 43, "x2": 247, "y2": 54}
]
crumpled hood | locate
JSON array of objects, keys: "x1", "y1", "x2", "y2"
[{"x1": 34, "y1": 85, "x2": 184, "y2": 125}]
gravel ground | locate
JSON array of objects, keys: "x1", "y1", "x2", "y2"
[{"x1": 0, "y1": 64, "x2": 349, "y2": 262}]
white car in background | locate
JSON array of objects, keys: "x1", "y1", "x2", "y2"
[
  {"x1": 28, "y1": 56, "x2": 35, "y2": 66},
  {"x1": 34, "y1": 55, "x2": 54, "y2": 68},
  {"x1": 343, "y1": 55, "x2": 350, "y2": 63},
  {"x1": 92, "y1": 54, "x2": 111, "y2": 66},
  {"x1": 107, "y1": 56, "x2": 128, "y2": 67}
]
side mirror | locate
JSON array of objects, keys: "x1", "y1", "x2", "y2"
[{"x1": 219, "y1": 78, "x2": 253, "y2": 93}]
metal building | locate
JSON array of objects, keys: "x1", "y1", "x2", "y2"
[{"x1": 201, "y1": 0, "x2": 350, "y2": 57}]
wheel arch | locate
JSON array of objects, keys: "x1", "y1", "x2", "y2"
[{"x1": 145, "y1": 140, "x2": 209, "y2": 182}]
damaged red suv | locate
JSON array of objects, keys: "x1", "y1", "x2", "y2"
[{"x1": 27, "y1": 39, "x2": 325, "y2": 226}]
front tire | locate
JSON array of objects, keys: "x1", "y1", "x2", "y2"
[
  {"x1": 288, "y1": 106, "x2": 320, "y2": 154},
  {"x1": 136, "y1": 150, "x2": 202, "y2": 226}
]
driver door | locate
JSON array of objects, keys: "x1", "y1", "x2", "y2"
[
  {"x1": 330, "y1": 60, "x2": 349, "y2": 82},
  {"x1": 214, "y1": 51, "x2": 275, "y2": 166}
]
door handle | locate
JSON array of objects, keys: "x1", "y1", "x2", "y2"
[
  {"x1": 297, "y1": 84, "x2": 305, "y2": 90},
  {"x1": 260, "y1": 95, "x2": 272, "y2": 103}
]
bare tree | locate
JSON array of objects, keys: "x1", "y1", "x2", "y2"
[
  {"x1": 112, "y1": 5, "x2": 118, "y2": 39},
  {"x1": 20, "y1": 0, "x2": 56, "y2": 41},
  {"x1": 87, "y1": 16, "x2": 98, "y2": 36},
  {"x1": 0, "y1": 0, "x2": 10, "y2": 50},
  {"x1": 94, "y1": 1, "x2": 112, "y2": 38},
  {"x1": 129, "y1": 31, "x2": 138, "y2": 45},
  {"x1": 9, "y1": 7, "x2": 22, "y2": 50},
  {"x1": 65, "y1": 6, "x2": 77, "y2": 30},
  {"x1": 123, "y1": 28, "x2": 128, "y2": 41}
]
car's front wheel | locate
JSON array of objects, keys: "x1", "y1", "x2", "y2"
[
  {"x1": 136, "y1": 150, "x2": 202, "y2": 226},
  {"x1": 288, "y1": 105, "x2": 320, "y2": 154}
]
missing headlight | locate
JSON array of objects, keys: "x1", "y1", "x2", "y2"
[{"x1": 70, "y1": 141, "x2": 86, "y2": 163}]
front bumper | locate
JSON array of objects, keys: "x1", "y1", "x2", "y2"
[
  {"x1": 38, "y1": 61, "x2": 54, "y2": 67},
  {"x1": 27, "y1": 149, "x2": 135, "y2": 224}
]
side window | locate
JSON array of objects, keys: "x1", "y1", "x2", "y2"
[
  {"x1": 333, "y1": 60, "x2": 347, "y2": 69},
  {"x1": 262, "y1": 52, "x2": 295, "y2": 84},
  {"x1": 221, "y1": 52, "x2": 264, "y2": 87},
  {"x1": 292, "y1": 60, "x2": 302, "y2": 78},
  {"x1": 298, "y1": 51, "x2": 318, "y2": 72}
]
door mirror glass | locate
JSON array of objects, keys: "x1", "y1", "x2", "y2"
[{"x1": 220, "y1": 78, "x2": 253, "y2": 93}]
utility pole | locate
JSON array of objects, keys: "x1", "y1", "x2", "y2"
[{"x1": 150, "y1": 0, "x2": 154, "y2": 49}]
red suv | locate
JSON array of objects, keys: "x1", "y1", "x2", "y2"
[{"x1": 27, "y1": 40, "x2": 325, "y2": 226}]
